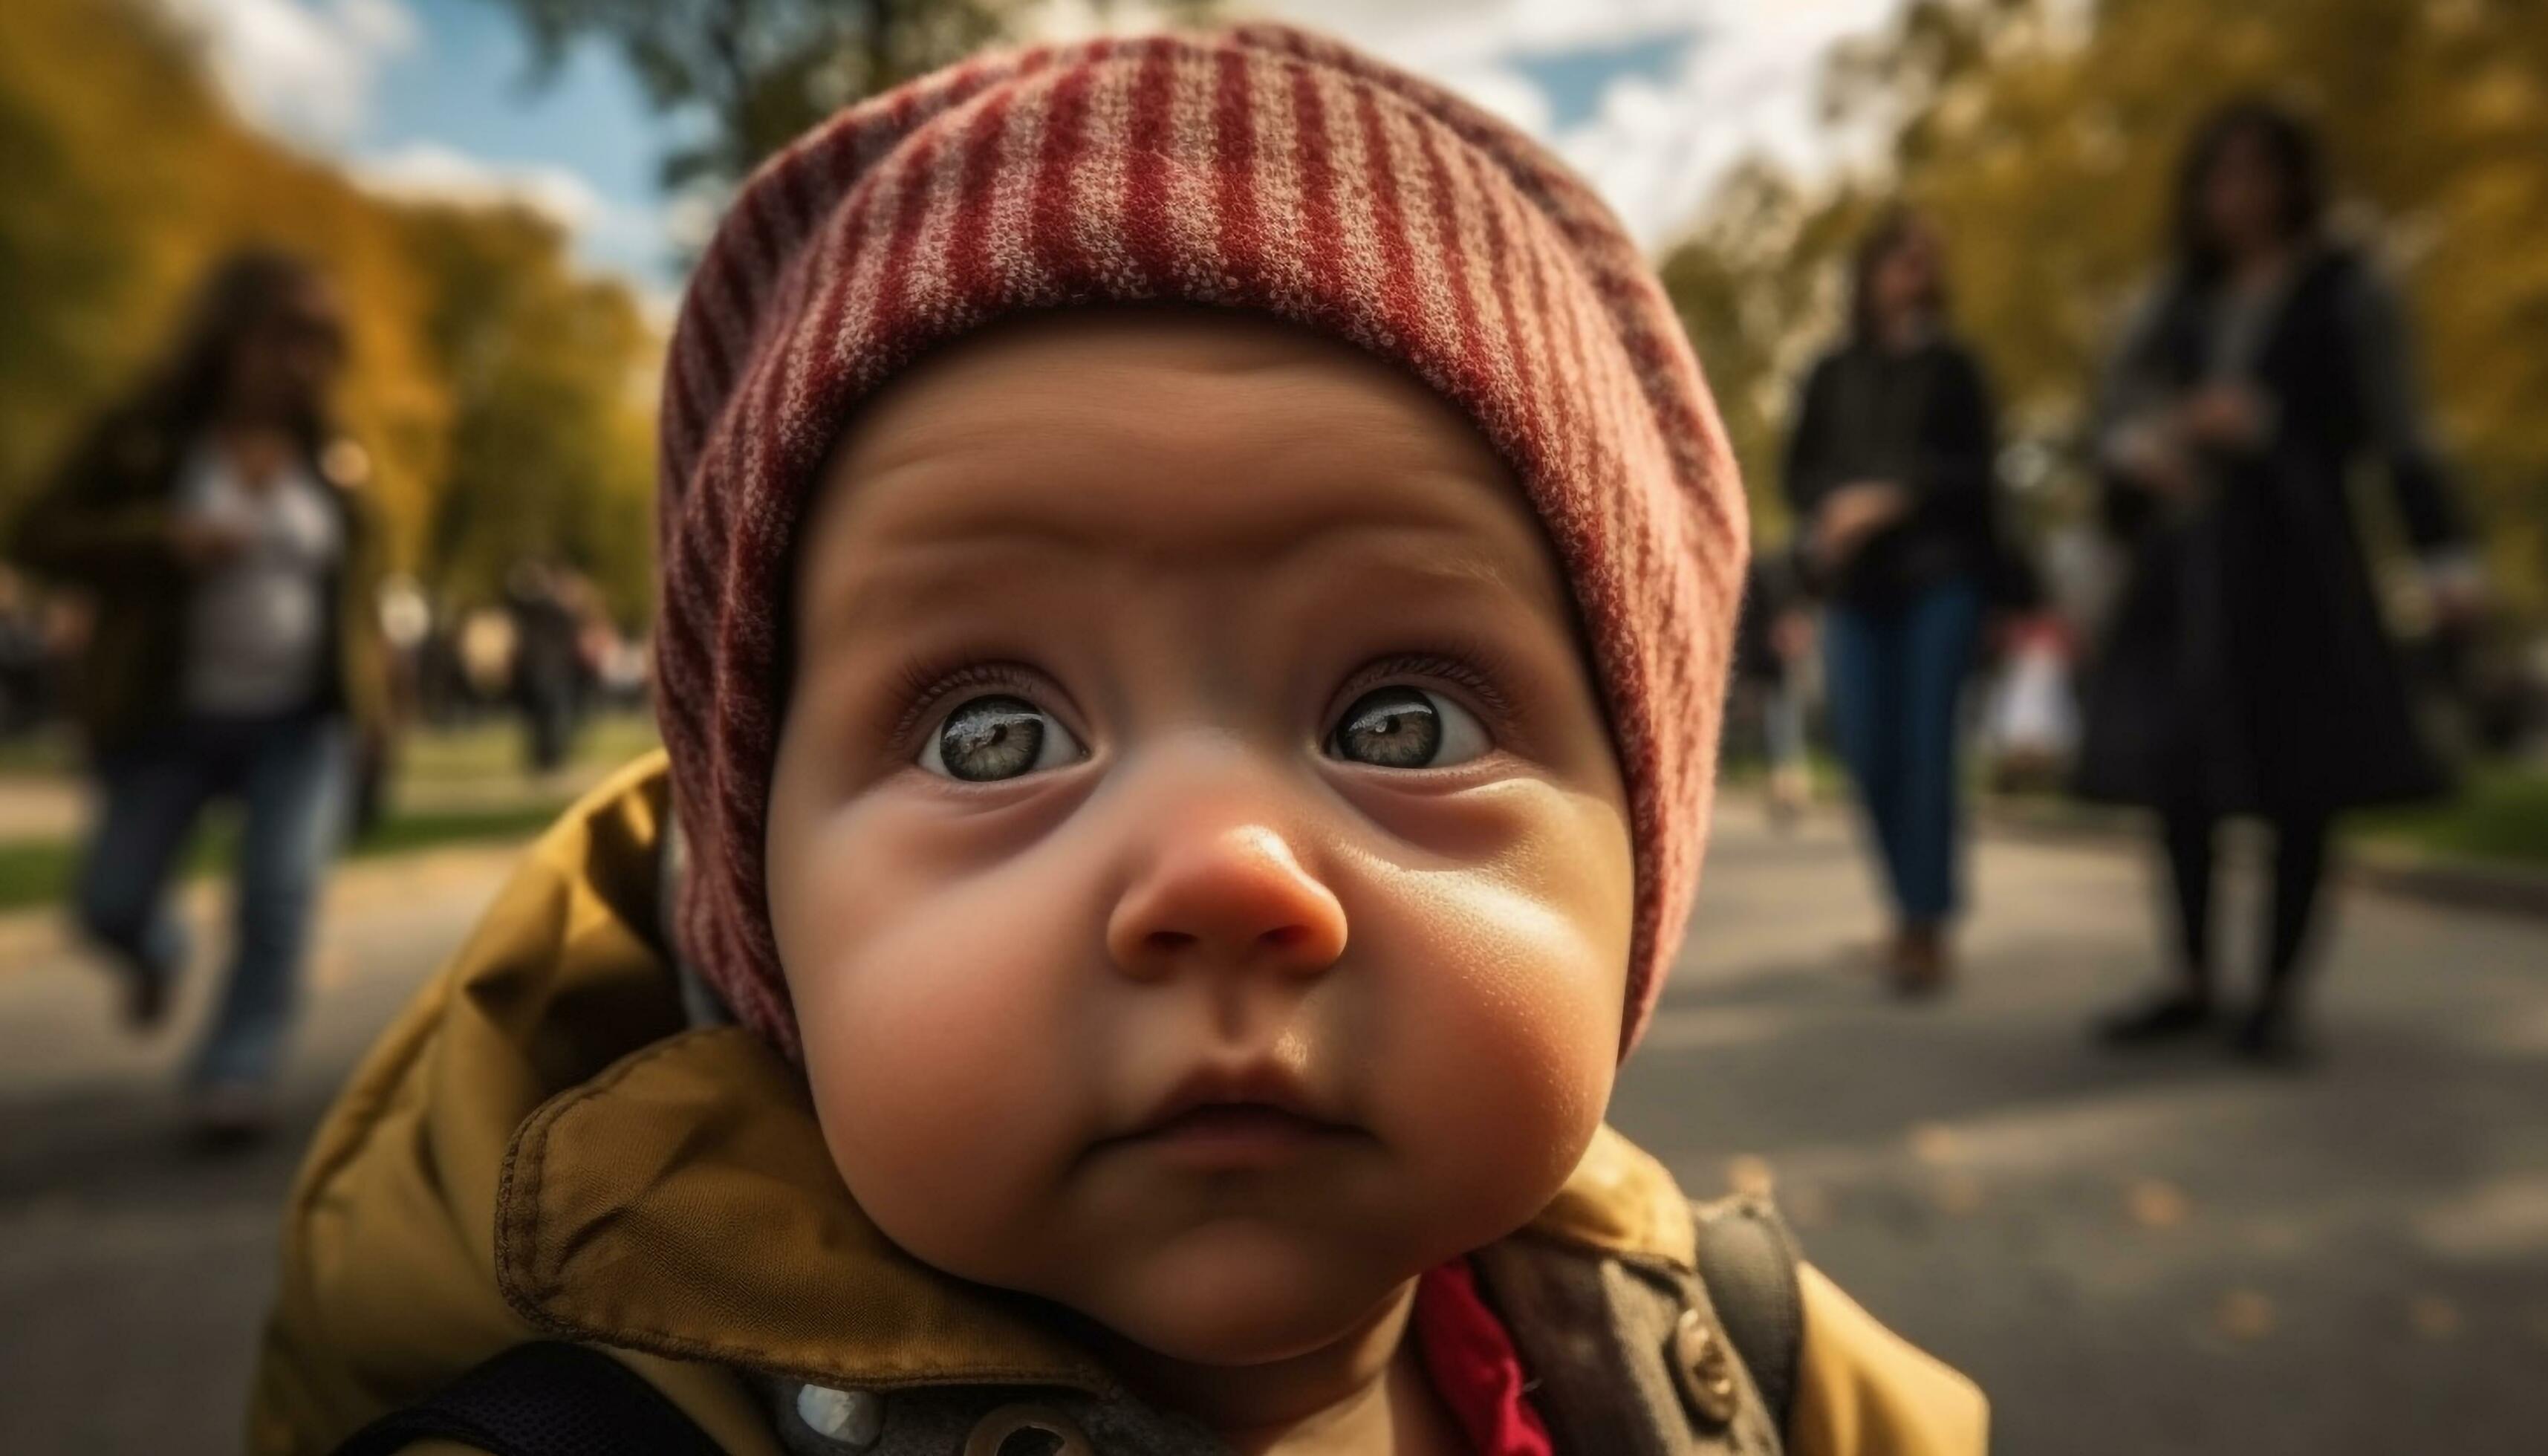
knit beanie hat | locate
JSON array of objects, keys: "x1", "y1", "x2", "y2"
[{"x1": 654, "y1": 24, "x2": 1746, "y2": 1062}]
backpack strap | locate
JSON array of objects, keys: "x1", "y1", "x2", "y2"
[
  {"x1": 331, "y1": 1342, "x2": 726, "y2": 1456},
  {"x1": 1691, "y1": 1197, "x2": 1805, "y2": 1437}
]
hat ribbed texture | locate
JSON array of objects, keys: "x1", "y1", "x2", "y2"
[{"x1": 654, "y1": 25, "x2": 1747, "y2": 1061}]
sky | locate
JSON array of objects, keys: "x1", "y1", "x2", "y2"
[{"x1": 153, "y1": 0, "x2": 1908, "y2": 304}]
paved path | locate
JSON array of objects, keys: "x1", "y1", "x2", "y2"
[
  {"x1": 1616, "y1": 809, "x2": 2548, "y2": 1455},
  {"x1": 3, "y1": 811, "x2": 2544, "y2": 1454},
  {"x1": 0, "y1": 845, "x2": 524, "y2": 1456},
  {"x1": 0, "y1": 756, "x2": 628, "y2": 842},
  {"x1": 0, "y1": 773, "x2": 83, "y2": 839}
]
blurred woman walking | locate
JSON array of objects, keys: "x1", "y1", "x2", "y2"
[
  {"x1": 1784, "y1": 208, "x2": 2007, "y2": 995},
  {"x1": 7, "y1": 250, "x2": 391, "y2": 1140},
  {"x1": 2080, "y1": 101, "x2": 2481, "y2": 1062}
]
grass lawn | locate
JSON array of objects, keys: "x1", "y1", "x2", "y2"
[
  {"x1": 1723, "y1": 748, "x2": 2548, "y2": 870},
  {"x1": 0, "y1": 714, "x2": 661, "y2": 915},
  {"x1": 2354, "y1": 764, "x2": 2548, "y2": 867},
  {"x1": 0, "y1": 729, "x2": 75, "y2": 778},
  {"x1": 394, "y1": 712, "x2": 660, "y2": 790}
]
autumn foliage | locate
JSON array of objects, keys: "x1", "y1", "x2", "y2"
[
  {"x1": 0, "y1": 0, "x2": 659, "y2": 623},
  {"x1": 1663, "y1": 0, "x2": 2548, "y2": 620}
]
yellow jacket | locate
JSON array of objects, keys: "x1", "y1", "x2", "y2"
[{"x1": 250, "y1": 753, "x2": 1984, "y2": 1455}]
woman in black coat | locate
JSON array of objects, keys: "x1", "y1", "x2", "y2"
[
  {"x1": 2080, "y1": 100, "x2": 2483, "y2": 1060},
  {"x1": 1785, "y1": 208, "x2": 2004, "y2": 995}
]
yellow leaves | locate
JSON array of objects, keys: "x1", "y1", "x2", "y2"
[
  {"x1": 1909, "y1": 1122, "x2": 1961, "y2": 1166},
  {"x1": 2213, "y1": 1287, "x2": 2277, "y2": 1342},
  {"x1": 0, "y1": 0, "x2": 662, "y2": 618},
  {"x1": 1661, "y1": 0, "x2": 2548, "y2": 619},
  {"x1": 2126, "y1": 1177, "x2": 2190, "y2": 1230},
  {"x1": 2209, "y1": 1290, "x2": 2468, "y2": 1346},
  {"x1": 1931, "y1": 1172, "x2": 1986, "y2": 1215},
  {"x1": 2407, "y1": 1295, "x2": 2463, "y2": 1341},
  {"x1": 2460, "y1": 62, "x2": 2542, "y2": 131},
  {"x1": 1904, "y1": 1122, "x2": 1985, "y2": 1215}
]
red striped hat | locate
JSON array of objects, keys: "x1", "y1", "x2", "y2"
[{"x1": 655, "y1": 25, "x2": 1746, "y2": 1060}]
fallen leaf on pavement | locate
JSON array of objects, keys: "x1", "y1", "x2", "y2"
[
  {"x1": 2128, "y1": 1178, "x2": 2189, "y2": 1229},
  {"x1": 1910, "y1": 1123, "x2": 1960, "y2": 1166},
  {"x1": 2215, "y1": 1290, "x2": 2275, "y2": 1342},
  {"x1": 2408, "y1": 1296, "x2": 2463, "y2": 1340}
]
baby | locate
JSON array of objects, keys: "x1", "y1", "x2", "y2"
[{"x1": 255, "y1": 25, "x2": 1984, "y2": 1456}]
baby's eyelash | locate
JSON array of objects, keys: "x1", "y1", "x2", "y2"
[
  {"x1": 886, "y1": 658, "x2": 1050, "y2": 741},
  {"x1": 1351, "y1": 647, "x2": 1519, "y2": 718}
]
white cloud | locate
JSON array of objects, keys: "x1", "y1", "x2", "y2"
[
  {"x1": 167, "y1": 0, "x2": 1907, "y2": 286},
  {"x1": 1549, "y1": 0, "x2": 1905, "y2": 247},
  {"x1": 153, "y1": 0, "x2": 419, "y2": 143},
  {"x1": 661, "y1": 192, "x2": 727, "y2": 257},
  {"x1": 1254, "y1": 0, "x2": 1708, "y2": 71},
  {"x1": 358, "y1": 143, "x2": 613, "y2": 232},
  {"x1": 1428, "y1": 59, "x2": 1554, "y2": 137},
  {"x1": 331, "y1": 0, "x2": 417, "y2": 54},
  {"x1": 358, "y1": 143, "x2": 682, "y2": 296},
  {"x1": 1244, "y1": 0, "x2": 1908, "y2": 250}
]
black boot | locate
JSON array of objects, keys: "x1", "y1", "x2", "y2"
[
  {"x1": 2229, "y1": 1000, "x2": 2311, "y2": 1067},
  {"x1": 121, "y1": 961, "x2": 172, "y2": 1033},
  {"x1": 2093, "y1": 987, "x2": 2214, "y2": 1047}
]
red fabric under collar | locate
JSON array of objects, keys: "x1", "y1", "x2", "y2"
[{"x1": 1414, "y1": 1260, "x2": 1555, "y2": 1456}]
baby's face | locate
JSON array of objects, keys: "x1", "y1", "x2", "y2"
[{"x1": 766, "y1": 308, "x2": 1632, "y2": 1368}]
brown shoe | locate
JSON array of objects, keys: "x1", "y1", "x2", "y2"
[
  {"x1": 2093, "y1": 987, "x2": 2214, "y2": 1047},
  {"x1": 1889, "y1": 923, "x2": 1951, "y2": 998},
  {"x1": 187, "y1": 1083, "x2": 274, "y2": 1150},
  {"x1": 122, "y1": 963, "x2": 172, "y2": 1033}
]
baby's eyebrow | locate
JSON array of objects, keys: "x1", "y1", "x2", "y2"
[
  {"x1": 812, "y1": 532, "x2": 1566, "y2": 658},
  {"x1": 807, "y1": 539, "x2": 1052, "y2": 641}
]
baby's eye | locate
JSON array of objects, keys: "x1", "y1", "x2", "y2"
[
  {"x1": 1325, "y1": 686, "x2": 1490, "y2": 769},
  {"x1": 918, "y1": 695, "x2": 1085, "y2": 781}
]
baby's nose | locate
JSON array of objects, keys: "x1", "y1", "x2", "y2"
[{"x1": 1105, "y1": 822, "x2": 1348, "y2": 981}]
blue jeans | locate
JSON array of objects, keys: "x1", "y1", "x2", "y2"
[
  {"x1": 1824, "y1": 579, "x2": 1984, "y2": 923},
  {"x1": 77, "y1": 712, "x2": 351, "y2": 1090}
]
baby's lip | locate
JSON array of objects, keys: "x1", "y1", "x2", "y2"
[{"x1": 1113, "y1": 1062, "x2": 1362, "y2": 1149}]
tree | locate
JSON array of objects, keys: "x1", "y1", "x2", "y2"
[
  {"x1": 0, "y1": 0, "x2": 450, "y2": 568},
  {"x1": 0, "y1": 0, "x2": 662, "y2": 623},
  {"x1": 1657, "y1": 163, "x2": 1878, "y2": 538},
  {"x1": 1662, "y1": 0, "x2": 2548, "y2": 618},
  {"x1": 403, "y1": 204, "x2": 658, "y2": 623},
  {"x1": 491, "y1": 0, "x2": 1218, "y2": 200}
]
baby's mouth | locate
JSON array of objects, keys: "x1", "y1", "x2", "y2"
[
  {"x1": 1104, "y1": 1067, "x2": 1367, "y2": 1171},
  {"x1": 1122, "y1": 1102, "x2": 1361, "y2": 1170}
]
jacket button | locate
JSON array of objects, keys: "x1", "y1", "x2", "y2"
[
  {"x1": 1671, "y1": 1307, "x2": 1741, "y2": 1430},
  {"x1": 963, "y1": 1403, "x2": 1095, "y2": 1456},
  {"x1": 795, "y1": 1384, "x2": 883, "y2": 1449}
]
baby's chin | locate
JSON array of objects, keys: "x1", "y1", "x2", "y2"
[{"x1": 1057, "y1": 1217, "x2": 1431, "y2": 1365}]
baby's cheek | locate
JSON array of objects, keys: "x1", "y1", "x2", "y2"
[
  {"x1": 1351, "y1": 787, "x2": 1632, "y2": 1221},
  {"x1": 788, "y1": 891, "x2": 1088, "y2": 1278},
  {"x1": 1365, "y1": 877, "x2": 1625, "y2": 1225}
]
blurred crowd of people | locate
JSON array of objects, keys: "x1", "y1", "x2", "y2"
[
  {"x1": 1, "y1": 557, "x2": 646, "y2": 759},
  {"x1": 2, "y1": 95, "x2": 2541, "y2": 1145},
  {"x1": 1734, "y1": 97, "x2": 2539, "y2": 1063}
]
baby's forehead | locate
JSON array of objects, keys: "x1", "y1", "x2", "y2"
[
  {"x1": 831, "y1": 308, "x2": 1495, "y2": 484},
  {"x1": 796, "y1": 308, "x2": 1567, "y2": 613}
]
